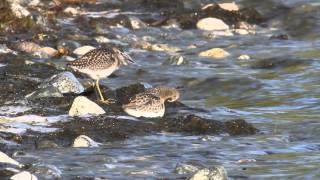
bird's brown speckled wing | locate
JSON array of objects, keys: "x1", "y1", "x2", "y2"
[
  {"x1": 124, "y1": 93, "x2": 162, "y2": 110},
  {"x1": 67, "y1": 48, "x2": 117, "y2": 70}
]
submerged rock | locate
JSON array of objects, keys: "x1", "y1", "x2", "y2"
[
  {"x1": 68, "y1": 96, "x2": 105, "y2": 117},
  {"x1": 163, "y1": 55, "x2": 187, "y2": 66},
  {"x1": 189, "y1": 166, "x2": 227, "y2": 180},
  {"x1": 10, "y1": 171, "x2": 38, "y2": 180},
  {"x1": 175, "y1": 163, "x2": 200, "y2": 175},
  {"x1": 199, "y1": 48, "x2": 230, "y2": 59},
  {"x1": 72, "y1": 135, "x2": 100, "y2": 148}
]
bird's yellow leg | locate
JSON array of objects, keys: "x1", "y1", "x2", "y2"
[
  {"x1": 95, "y1": 79, "x2": 105, "y2": 102},
  {"x1": 95, "y1": 79, "x2": 115, "y2": 104}
]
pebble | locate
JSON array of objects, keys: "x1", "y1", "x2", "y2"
[
  {"x1": 238, "y1": 54, "x2": 250, "y2": 60},
  {"x1": 127, "y1": 16, "x2": 148, "y2": 29},
  {"x1": 73, "y1": 46, "x2": 96, "y2": 56},
  {"x1": 69, "y1": 96, "x2": 106, "y2": 117},
  {"x1": 10, "y1": 171, "x2": 38, "y2": 180},
  {"x1": 199, "y1": 48, "x2": 230, "y2": 59},
  {"x1": 189, "y1": 166, "x2": 228, "y2": 180},
  {"x1": 72, "y1": 135, "x2": 100, "y2": 148},
  {"x1": 150, "y1": 44, "x2": 181, "y2": 53},
  {"x1": 197, "y1": 18, "x2": 229, "y2": 31},
  {"x1": 0, "y1": 151, "x2": 22, "y2": 168}
]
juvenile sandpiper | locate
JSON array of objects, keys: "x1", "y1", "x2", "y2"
[
  {"x1": 67, "y1": 47, "x2": 134, "y2": 103},
  {"x1": 122, "y1": 86, "x2": 180, "y2": 118}
]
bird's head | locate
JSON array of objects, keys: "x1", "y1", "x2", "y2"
[{"x1": 112, "y1": 47, "x2": 134, "y2": 66}]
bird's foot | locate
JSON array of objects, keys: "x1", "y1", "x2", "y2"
[{"x1": 99, "y1": 98, "x2": 116, "y2": 104}]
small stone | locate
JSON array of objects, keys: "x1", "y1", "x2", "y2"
[
  {"x1": 197, "y1": 18, "x2": 229, "y2": 31},
  {"x1": 218, "y1": 2, "x2": 239, "y2": 11},
  {"x1": 72, "y1": 135, "x2": 100, "y2": 148},
  {"x1": 199, "y1": 48, "x2": 230, "y2": 59},
  {"x1": 73, "y1": 46, "x2": 96, "y2": 56},
  {"x1": 0, "y1": 151, "x2": 22, "y2": 168},
  {"x1": 189, "y1": 166, "x2": 228, "y2": 180},
  {"x1": 38, "y1": 140, "x2": 59, "y2": 149},
  {"x1": 10, "y1": 171, "x2": 37, "y2": 180},
  {"x1": 39, "y1": 47, "x2": 58, "y2": 57},
  {"x1": 69, "y1": 96, "x2": 106, "y2": 117},
  {"x1": 175, "y1": 163, "x2": 200, "y2": 174},
  {"x1": 63, "y1": 7, "x2": 80, "y2": 15},
  {"x1": 238, "y1": 54, "x2": 250, "y2": 60}
]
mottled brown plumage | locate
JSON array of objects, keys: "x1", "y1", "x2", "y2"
[{"x1": 122, "y1": 86, "x2": 180, "y2": 118}]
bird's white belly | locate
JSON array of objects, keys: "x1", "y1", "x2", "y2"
[
  {"x1": 74, "y1": 66, "x2": 118, "y2": 80},
  {"x1": 124, "y1": 108, "x2": 165, "y2": 118}
]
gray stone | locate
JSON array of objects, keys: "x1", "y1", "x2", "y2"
[
  {"x1": 163, "y1": 55, "x2": 187, "y2": 66},
  {"x1": 175, "y1": 163, "x2": 200, "y2": 174}
]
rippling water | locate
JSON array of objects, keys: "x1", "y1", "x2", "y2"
[{"x1": 6, "y1": 0, "x2": 320, "y2": 179}]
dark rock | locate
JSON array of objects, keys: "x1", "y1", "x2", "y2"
[
  {"x1": 151, "y1": 3, "x2": 263, "y2": 29},
  {"x1": 251, "y1": 57, "x2": 310, "y2": 69},
  {"x1": 270, "y1": 33, "x2": 289, "y2": 40}
]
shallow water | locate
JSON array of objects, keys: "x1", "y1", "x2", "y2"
[{"x1": 2, "y1": 0, "x2": 320, "y2": 179}]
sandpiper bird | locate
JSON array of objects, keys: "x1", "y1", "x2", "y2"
[
  {"x1": 67, "y1": 47, "x2": 134, "y2": 103},
  {"x1": 122, "y1": 86, "x2": 180, "y2": 118}
]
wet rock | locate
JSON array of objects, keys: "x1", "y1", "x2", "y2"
[
  {"x1": 197, "y1": 18, "x2": 229, "y2": 31},
  {"x1": 10, "y1": 171, "x2": 38, "y2": 180},
  {"x1": 73, "y1": 46, "x2": 95, "y2": 56},
  {"x1": 175, "y1": 163, "x2": 200, "y2": 175},
  {"x1": 0, "y1": 166, "x2": 19, "y2": 178},
  {"x1": 189, "y1": 166, "x2": 227, "y2": 180},
  {"x1": 39, "y1": 72, "x2": 84, "y2": 94},
  {"x1": 26, "y1": 71, "x2": 84, "y2": 99},
  {"x1": 199, "y1": 48, "x2": 230, "y2": 59},
  {"x1": 163, "y1": 55, "x2": 187, "y2": 66},
  {"x1": 68, "y1": 96, "x2": 105, "y2": 117},
  {"x1": 72, "y1": 135, "x2": 100, "y2": 148},
  {"x1": 251, "y1": 57, "x2": 308, "y2": 69},
  {"x1": 238, "y1": 54, "x2": 250, "y2": 60},
  {"x1": 37, "y1": 140, "x2": 58, "y2": 149},
  {"x1": 0, "y1": 151, "x2": 22, "y2": 167},
  {"x1": 218, "y1": 2, "x2": 239, "y2": 11},
  {"x1": 270, "y1": 33, "x2": 289, "y2": 40}
]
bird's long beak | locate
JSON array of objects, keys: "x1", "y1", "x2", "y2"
[{"x1": 123, "y1": 52, "x2": 135, "y2": 64}]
